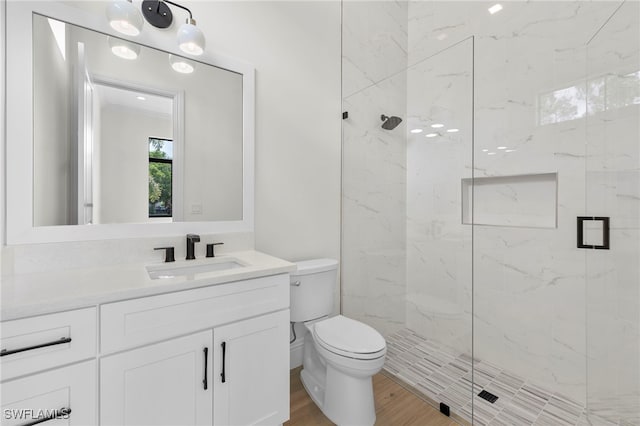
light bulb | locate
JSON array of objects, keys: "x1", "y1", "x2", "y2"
[
  {"x1": 177, "y1": 19, "x2": 205, "y2": 56},
  {"x1": 108, "y1": 37, "x2": 140, "y2": 60},
  {"x1": 169, "y1": 54, "x2": 195, "y2": 74},
  {"x1": 106, "y1": 0, "x2": 143, "y2": 36}
]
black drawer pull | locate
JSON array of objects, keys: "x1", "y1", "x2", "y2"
[
  {"x1": 1, "y1": 337, "x2": 72, "y2": 357},
  {"x1": 203, "y1": 347, "x2": 209, "y2": 390},
  {"x1": 220, "y1": 341, "x2": 226, "y2": 383},
  {"x1": 20, "y1": 407, "x2": 71, "y2": 426}
]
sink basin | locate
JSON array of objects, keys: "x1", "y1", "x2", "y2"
[{"x1": 146, "y1": 259, "x2": 245, "y2": 280}]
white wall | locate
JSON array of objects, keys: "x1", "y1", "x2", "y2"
[
  {"x1": 32, "y1": 14, "x2": 72, "y2": 226},
  {"x1": 341, "y1": 0, "x2": 408, "y2": 336},
  {"x1": 98, "y1": 106, "x2": 172, "y2": 224},
  {"x1": 1, "y1": 0, "x2": 6, "y2": 267},
  {"x1": 197, "y1": 1, "x2": 342, "y2": 263}
]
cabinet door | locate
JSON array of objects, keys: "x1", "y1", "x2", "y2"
[
  {"x1": 1, "y1": 360, "x2": 96, "y2": 426},
  {"x1": 100, "y1": 331, "x2": 212, "y2": 426},
  {"x1": 213, "y1": 310, "x2": 289, "y2": 426}
]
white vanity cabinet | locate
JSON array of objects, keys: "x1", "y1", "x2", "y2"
[
  {"x1": 99, "y1": 273, "x2": 290, "y2": 426},
  {"x1": 1, "y1": 270, "x2": 291, "y2": 426},
  {"x1": 0, "y1": 308, "x2": 98, "y2": 425},
  {"x1": 213, "y1": 310, "x2": 289, "y2": 426},
  {"x1": 1, "y1": 360, "x2": 97, "y2": 426},
  {"x1": 100, "y1": 331, "x2": 214, "y2": 426}
]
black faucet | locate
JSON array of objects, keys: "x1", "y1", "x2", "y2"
[{"x1": 186, "y1": 234, "x2": 201, "y2": 260}]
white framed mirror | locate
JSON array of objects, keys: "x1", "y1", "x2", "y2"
[{"x1": 5, "y1": 1, "x2": 255, "y2": 244}]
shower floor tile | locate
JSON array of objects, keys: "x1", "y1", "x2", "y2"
[{"x1": 383, "y1": 328, "x2": 598, "y2": 426}]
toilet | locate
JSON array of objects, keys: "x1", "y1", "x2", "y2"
[{"x1": 290, "y1": 259, "x2": 387, "y2": 426}]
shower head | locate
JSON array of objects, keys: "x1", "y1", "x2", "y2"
[{"x1": 381, "y1": 114, "x2": 403, "y2": 130}]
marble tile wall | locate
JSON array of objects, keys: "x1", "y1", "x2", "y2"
[
  {"x1": 405, "y1": 36, "x2": 473, "y2": 356},
  {"x1": 342, "y1": 1, "x2": 637, "y2": 422},
  {"x1": 406, "y1": 0, "x2": 636, "y2": 414},
  {"x1": 584, "y1": 2, "x2": 640, "y2": 424},
  {"x1": 341, "y1": 0, "x2": 409, "y2": 337}
]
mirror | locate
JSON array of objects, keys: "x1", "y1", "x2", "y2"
[
  {"x1": 5, "y1": 1, "x2": 254, "y2": 244},
  {"x1": 33, "y1": 14, "x2": 243, "y2": 226}
]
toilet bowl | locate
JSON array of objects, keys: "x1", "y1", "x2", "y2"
[{"x1": 290, "y1": 259, "x2": 387, "y2": 426}]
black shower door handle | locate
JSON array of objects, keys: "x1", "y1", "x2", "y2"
[{"x1": 577, "y1": 216, "x2": 610, "y2": 250}]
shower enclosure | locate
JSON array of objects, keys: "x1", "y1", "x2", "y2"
[{"x1": 341, "y1": 1, "x2": 639, "y2": 424}]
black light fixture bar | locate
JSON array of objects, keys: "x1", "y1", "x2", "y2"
[{"x1": 142, "y1": 0, "x2": 194, "y2": 29}]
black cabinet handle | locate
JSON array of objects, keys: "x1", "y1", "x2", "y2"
[
  {"x1": 1, "y1": 337, "x2": 72, "y2": 357},
  {"x1": 19, "y1": 407, "x2": 71, "y2": 426},
  {"x1": 220, "y1": 341, "x2": 226, "y2": 383},
  {"x1": 203, "y1": 347, "x2": 208, "y2": 390}
]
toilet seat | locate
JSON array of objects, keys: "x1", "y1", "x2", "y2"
[{"x1": 313, "y1": 315, "x2": 386, "y2": 360}]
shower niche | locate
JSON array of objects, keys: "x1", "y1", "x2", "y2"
[{"x1": 461, "y1": 172, "x2": 558, "y2": 228}]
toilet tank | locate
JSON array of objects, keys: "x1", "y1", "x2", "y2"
[{"x1": 290, "y1": 259, "x2": 338, "y2": 322}]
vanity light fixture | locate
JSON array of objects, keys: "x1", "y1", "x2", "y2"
[
  {"x1": 107, "y1": 0, "x2": 206, "y2": 56},
  {"x1": 106, "y1": 0, "x2": 143, "y2": 36},
  {"x1": 169, "y1": 54, "x2": 195, "y2": 74},
  {"x1": 142, "y1": 0, "x2": 206, "y2": 56},
  {"x1": 108, "y1": 36, "x2": 141, "y2": 60}
]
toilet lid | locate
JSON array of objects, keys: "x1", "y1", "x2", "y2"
[{"x1": 314, "y1": 315, "x2": 386, "y2": 359}]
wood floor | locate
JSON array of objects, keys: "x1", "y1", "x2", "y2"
[{"x1": 285, "y1": 367, "x2": 459, "y2": 426}]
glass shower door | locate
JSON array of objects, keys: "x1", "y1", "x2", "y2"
[{"x1": 585, "y1": 2, "x2": 640, "y2": 424}]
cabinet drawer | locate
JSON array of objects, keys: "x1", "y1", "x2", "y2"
[
  {"x1": 101, "y1": 274, "x2": 289, "y2": 354},
  {"x1": 1, "y1": 360, "x2": 97, "y2": 426},
  {"x1": 0, "y1": 308, "x2": 97, "y2": 381}
]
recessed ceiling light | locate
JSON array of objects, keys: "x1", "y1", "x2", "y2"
[
  {"x1": 136, "y1": 96, "x2": 146, "y2": 101},
  {"x1": 431, "y1": 123, "x2": 444, "y2": 128},
  {"x1": 487, "y1": 152, "x2": 496, "y2": 155},
  {"x1": 497, "y1": 146, "x2": 507, "y2": 150},
  {"x1": 447, "y1": 128, "x2": 459, "y2": 133},
  {"x1": 506, "y1": 149, "x2": 516, "y2": 152},
  {"x1": 482, "y1": 149, "x2": 489, "y2": 152},
  {"x1": 425, "y1": 133, "x2": 438, "y2": 138},
  {"x1": 410, "y1": 129, "x2": 423, "y2": 134},
  {"x1": 488, "y1": 4, "x2": 503, "y2": 14},
  {"x1": 436, "y1": 33, "x2": 447, "y2": 41}
]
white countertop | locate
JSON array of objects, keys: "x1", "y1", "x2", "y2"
[{"x1": 1, "y1": 250, "x2": 296, "y2": 321}]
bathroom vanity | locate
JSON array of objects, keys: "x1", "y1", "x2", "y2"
[{"x1": 1, "y1": 251, "x2": 294, "y2": 426}]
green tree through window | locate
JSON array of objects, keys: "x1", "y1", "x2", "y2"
[{"x1": 149, "y1": 138, "x2": 173, "y2": 217}]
